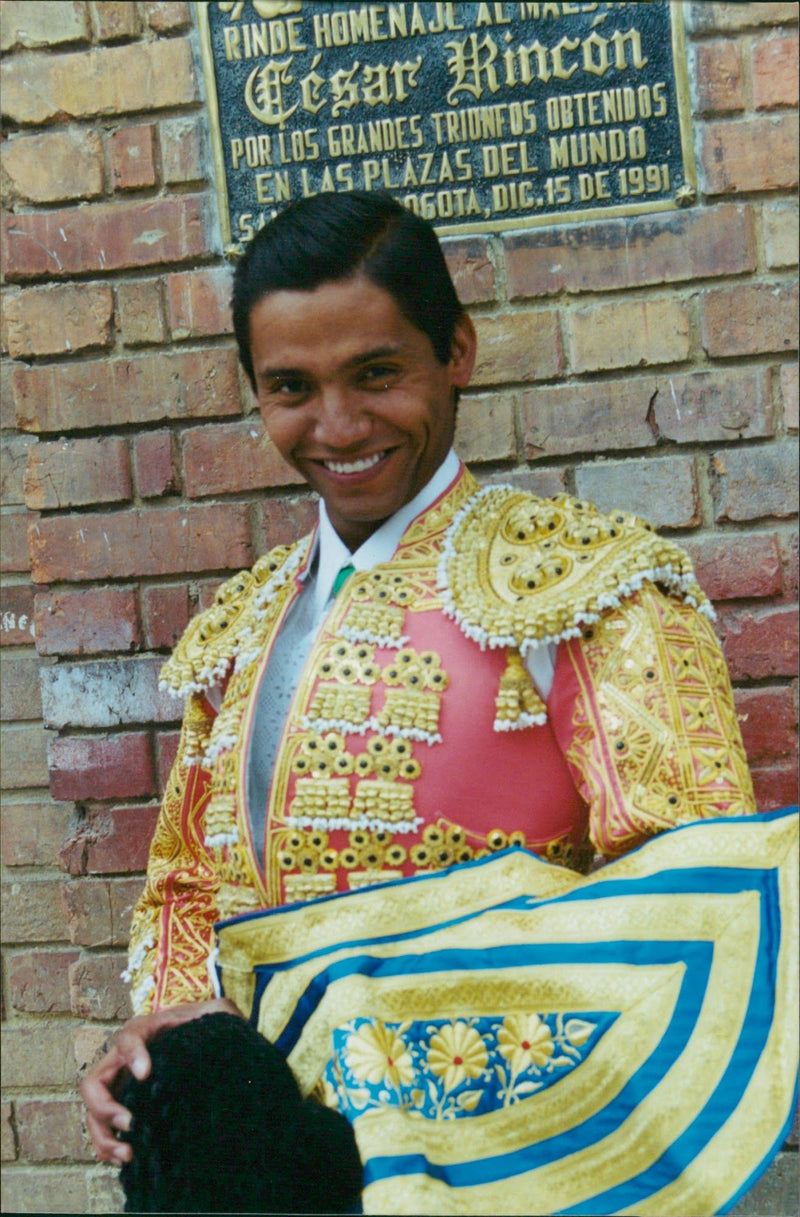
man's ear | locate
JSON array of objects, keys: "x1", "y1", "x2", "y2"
[{"x1": 449, "y1": 312, "x2": 477, "y2": 390}]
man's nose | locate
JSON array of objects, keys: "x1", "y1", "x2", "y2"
[{"x1": 313, "y1": 387, "x2": 371, "y2": 447}]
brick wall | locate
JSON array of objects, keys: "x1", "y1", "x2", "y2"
[{"x1": 1, "y1": 2, "x2": 797, "y2": 1211}]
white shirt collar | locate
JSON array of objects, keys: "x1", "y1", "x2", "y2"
[{"x1": 308, "y1": 449, "x2": 461, "y2": 612}]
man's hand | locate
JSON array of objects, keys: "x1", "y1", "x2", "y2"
[{"x1": 80, "y1": 997, "x2": 243, "y2": 1163}]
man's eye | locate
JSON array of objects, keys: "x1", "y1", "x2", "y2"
[
  {"x1": 266, "y1": 378, "x2": 307, "y2": 397},
  {"x1": 360, "y1": 366, "x2": 397, "y2": 386}
]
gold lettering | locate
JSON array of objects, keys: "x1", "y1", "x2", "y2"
[
  {"x1": 445, "y1": 34, "x2": 501, "y2": 104},
  {"x1": 388, "y1": 4, "x2": 408, "y2": 37},
  {"x1": 223, "y1": 26, "x2": 241, "y2": 60}
]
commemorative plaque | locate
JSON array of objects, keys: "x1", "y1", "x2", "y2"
[{"x1": 197, "y1": 0, "x2": 697, "y2": 252}]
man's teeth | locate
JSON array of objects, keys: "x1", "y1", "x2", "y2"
[{"x1": 324, "y1": 452, "x2": 385, "y2": 475}]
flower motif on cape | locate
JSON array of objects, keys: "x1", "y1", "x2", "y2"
[
  {"x1": 497, "y1": 1012, "x2": 554, "y2": 1073},
  {"x1": 345, "y1": 1020, "x2": 414, "y2": 1089},
  {"x1": 426, "y1": 1021, "x2": 489, "y2": 1092}
]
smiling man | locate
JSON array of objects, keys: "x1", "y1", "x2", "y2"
[{"x1": 81, "y1": 192, "x2": 756, "y2": 1188}]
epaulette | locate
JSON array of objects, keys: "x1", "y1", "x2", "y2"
[
  {"x1": 438, "y1": 486, "x2": 713, "y2": 654},
  {"x1": 159, "y1": 537, "x2": 311, "y2": 697}
]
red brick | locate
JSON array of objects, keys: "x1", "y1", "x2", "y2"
[
  {"x1": 784, "y1": 532, "x2": 799, "y2": 602},
  {"x1": 0, "y1": 800, "x2": 72, "y2": 867},
  {"x1": 750, "y1": 763, "x2": 799, "y2": 811},
  {"x1": 91, "y1": 0, "x2": 140, "y2": 40},
  {"x1": 167, "y1": 266, "x2": 234, "y2": 339},
  {"x1": 1, "y1": 433, "x2": 36, "y2": 505},
  {"x1": 472, "y1": 310, "x2": 563, "y2": 386},
  {"x1": 160, "y1": 115, "x2": 206, "y2": 185},
  {"x1": 455, "y1": 394, "x2": 515, "y2": 463},
  {"x1": 700, "y1": 115, "x2": 798, "y2": 194},
  {"x1": 35, "y1": 587, "x2": 140, "y2": 657},
  {"x1": 689, "y1": 3, "x2": 799, "y2": 32},
  {"x1": 1, "y1": 879, "x2": 69, "y2": 944},
  {"x1": 0, "y1": 1169, "x2": 90, "y2": 1215},
  {"x1": 60, "y1": 803, "x2": 159, "y2": 875},
  {"x1": 0, "y1": 583, "x2": 36, "y2": 646},
  {"x1": 505, "y1": 205, "x2": 755, "y2": 298},
  {"x1": 109, "y1": 124, "x2": 156, "y2": 191},
  {"x1": 782, "y1": 363, "x2": 798, "y2": 431},
  {"x1": 69, "y1": 952, "x2": 132, "y2": 1019},
  {"x1": 24, "y1": 436, "x2": 132, "y2": 510},
  {"x1": 1, "y1": 1023, "x2": 80, "y2": 1088},
  {"x1": 73, "y1": 1024, "x2": 111, "y2": 1076},
  {"x1": 0, "y1": 510, "x2": 35, "y2": 573},
  {"x1": 61, "y1": 876, "x2": 142, "y2": 947},
  {"x1": 0, "y1": 38, "x2": 197, "y2": 125},
  {"x1": 567, "y1": 299, "x2": 690, "y2": 374},
  {"x1": 575, "y1": 456, "x2": 700, "y2": 530},
  {"x1": 652, "y1": 368, "x2": 775, "y2": 442},
  {"x1": 29, "y1": 503, "x2": 253, "y2": 583},
  {"x1": 0, "y1": 653, "x2": 43, "y2": 720},
  {"x1": 1, "y1": 722, "x2": 52, "y2": 787},
  {"x1": 49, "y1": 732, "x2": 155, "y2": 802},
  {"x1": 260, "y1": 495, "x2": 320, "y2": 550},
  {"x1": 682, "y1": 532, "x2": 783, "y2": 601},
  {"x1": 752, "y1": 33, "x2": 799, "y2": 109},
  {"x1": 6, "y1": 949, "x2": 80, "y2": 1013},
  {"x1": 691, "y1": 40, "x2": 745, "y2": 113},
  {"x1": 718, "y1": 605, "x2": 799, "y2": 679},
  {"x1": 711, "y1": 443, "x2": 799, "y2": 521},
  {"x1": 135, "y1": 429, "x2": 179, "y2": 498},
  {"x1": 3, "y1": 282, "x2": 114, "y2": 359},
  {"x1": 143, "y1": 1, "x2": 192, "y2": 32},
  {"x1": 482, "y1": 466, "x2": 569, "y2": 499},
  {"x1": 117, "y1": 278, "x2": 166, "y2": 347},
  {"x1": 1, "y1": 129, "x2": 103, "y2": 205},
  {"x1": 41, "y1": 656, "x2": 178, "y2": 730},
  {"x1": 1, "y1": 1100, "x2": 15, "y2": 1162},
  {"x1": 1, "y1": 195, "x2": 207, "y2": 281},
  {"x1": 735, "y1": 685, "x2": 798, "y2": 764},
  {"x1": 0, "y1": 1, "x2": 90, "y2": 50},
  {"x1": 142, "y1": 584, "x2": 191, "y2": 649},
  {"x1": 156, "y1": 729, "x2": 181, "y2": 795},
  {"x1": 16, "y1": 1099, "x2": 92, "y2": 1162},
  {"x1": 521, "y1": 379, "x2": 656, "y2": 459},
  {"x1": 182, "y1": 419, "x2": 303, "y2": 497},
  {"x1": 701, "y1": 281, "x2": 798, "y2": 357},
  {"x1": 13, "y1": 348, "x2": 241, "y2": 432},
  {"x1": 763, "y1": 200, "x2": 799, "y2": 269},
  {"x1": 442, "y1": 236, "x2": 496, "y2": 304}
]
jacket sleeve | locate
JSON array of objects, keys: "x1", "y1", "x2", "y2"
[
  {"x1": 125, "y1": 693, "x2": 221, "y2": 1013},
  {"x1": 547, "y1": 583, "x2": 756, "y2": 859}
]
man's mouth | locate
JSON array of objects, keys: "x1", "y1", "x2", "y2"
[{"x1": 322, "y1": 451, "x2": 387, "y2": 475}]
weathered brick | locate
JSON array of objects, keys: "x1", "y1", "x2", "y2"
[
  {"x1": 700, "y1": 115, "x2": 799, "y2": 194},
  {"x1": 711, "y1": 443, "x2": 799, "y2": 521},
  {"x1": 652, "y1": 367, "x2": 775, "y2": 442},
  {"x1": 521, "y1": 379, "x2": 655, "y2": 460},
  {"x1": 156, "y1": 729, "x2": 181, "y2": 795},
  {"x1": 471, "y1": 310, "x2": 563, "y2": 386},
  {"x1": 1, "y1": 1023, "x2": 79, "y2": 1087},
  {"x1": 160, "y1": 114, "x2": 207, "y2": 185},
  {"x1": 690, "y1": 39, "x2": 745, "y2": 113},
  {"x1": 61, "y1": 876, "x2": 142, "y2": 947},
  {"x1": 69, "y1": 953, "x2": 132, "y2": 1020},
  {"x1": 455, "y1": 394, "x2": 515, "y2": 463},
  {"x1": 88, "y1": 1166, "x2": 127, "y2": 1214},
  {"x1": 442, "y1": 236, "x2": 496, "y2": 305},
  {"x1": 109, "y1": 124, "x2": 156, "y2": 191},
  {"x1": 60, "y1": 803, "x2": 159, "y2": 875},
  {"x1": 142, "y1": 584, "x2": 191, "y2": 649},
  {"x1": 0, "y1": 583, "x2": 36, "y2": 646},
  {"x1": 1, "y1": 722, "x2": 52, "y2": 787},
  {"x1": 784, "y1": 532, "x2": 800, "y2": 602},
  {"x1": 41, "y1": 656, "x2": 179, "y2": 730},
  {"x1": 701, "y1": 281, "x2": 798, "y2": 357},
  {"x1": 718, "y1": 605, "x2": 799, "y2": 679},
  {"x1": 1, "y1": 879, "x2": 69, "y2": 943},
  {"x1": 143, "y1": 0, "x2": 192, "y2": 31},
  {"x1": 781, "y1": 362, "x2": 798, "y2": 431},
  {"x1": 13, "y1": 348, "x2": 240, "y2": 432},
  {"x1": 24, "y1": 436, "x2": 131, "y2": 510},
  {"x1": 688, "y1": 3, "x2": 798, "y2": 33},
  {"x1": 3, "y1": 282, "x2": 114, "y2": 359},
  {"x1": 481, "y1": 466, "x2": 569, "y2": 499},
  {"x1": 116, "y1": 278, "x2": 166, "y2": 347},
  {"x1": 763, "y1": 199, "x2": 800, "y2": 269},
  {"x1": 6, "y1": 949, "x2": 80, "y2": 1013},
  {"x1": 135, "y1": 429, "x2": 179, "y2": 498},
  {"x1": 259, "y1": 495, "x2": 320, "y2": 551},
  {"x1": 1, "y1": 195, "x2": 208, "y2": 282},
  {"x1": 167, "y1": 266, "x2": 234, "y2": 338},
  {"x1": 0, "y1": 1168, "x2": 90, "y2": 1216},
  {"x1": 0, "y1": 800, "x2": 72, "y2": 867},
  {"x1": 1, "y1": 1100, "x2": 15, "y2": 1162},
  {"x1": 16, "y1": 1098, "x2": 92, "y2": 1163},
  {"x1": 0, "y1": 510, "x2": 35, "y2": 573},
  {"x1": 182, "y1": 420, "x2": 303, "y2": 497},
  {"x1": 30, "y1": 503, "x2": 253, "y2": 583},
  {"x1": 1, "y1": 129, "x2": 103, "y2": 205},
  {"x1": 567, "y1": 300, "x2": 690, "y2": 374},
  {"x1": 735, "y1": 685, "x2": 798, "y2": 765},
  {"x1": 91, "y1": 0, "x2": 140, "y2": 40},
  {"x1": 0, "y1": 38, "x2": 197, "y2": 125},
  {"x1": 505, "y1": 205, "x2": 755, "y2": 298},
  {"x1": 575, "y1": 456, "x2": 700, "y2": 529},
  {"x1": 683, "y1": 532, "x2": 783, "y2": 601},
  {"x1": 1, "y1": 357, "x2": 19, "y2": 429},
  {"x1": 750, "y1": 763, "x2": 800, "y2": 812},
  {"x1": 0, "y1": 653, "x2": 43, "y2": 720},
  {"x1": 1, "y1": 433, "x2": 36, "y2": 505},
  {"x1": 0, "y1": 1, "x2": 90, "y2": 51},
  {"x1": 49, "y1": 732, "x2": 155, "y2": 802},
  {"x1": 35, "y1": 587, "x2": 140, "y2": 657},
  {"x1": 73, "y1": 1024, "x2": 111, "y2": 1076},
  {"x1": 752, "y1": 33, "x2": 799, "y2": 109}
]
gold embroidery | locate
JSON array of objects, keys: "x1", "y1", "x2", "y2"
[
  {"x1": 494, "y1": 650, "x2": 546, "y2": 730},
  {"x1": 284, "y1": 873, "x2": 337, "y2": 902}
]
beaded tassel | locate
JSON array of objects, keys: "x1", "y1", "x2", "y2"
[{"x1": 494, "y1": 650, "x2": 546, "y2": 730}]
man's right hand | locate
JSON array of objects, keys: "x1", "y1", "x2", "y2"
[{"x1": 80, "y1": 997, "x2": 243, "y2": 1163}]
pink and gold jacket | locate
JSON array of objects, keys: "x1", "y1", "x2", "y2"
[{"x1": 125, "y1": 466, "x2": 755, "y2": 1013}]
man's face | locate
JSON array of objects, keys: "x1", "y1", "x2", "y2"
[{"x1": 250, "y1": 274, "x2": 476, "y2": 550}]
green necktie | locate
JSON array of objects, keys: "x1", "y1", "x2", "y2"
[{"x1": 331, "y1": 563, "x2": 355, "y2": 597}]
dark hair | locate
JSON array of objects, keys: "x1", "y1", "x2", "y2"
[{"x1": 232, "y1": 191, "x2": 465, "y2": 390}]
